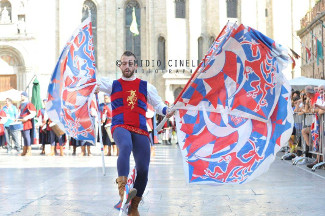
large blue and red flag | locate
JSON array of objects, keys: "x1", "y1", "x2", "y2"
[
  {"x1": 174, "y1": 23, "x2": 294, "y2": 184},
  {"x1": 46, "y1": 17, "x2": 97, "y2": 144},
  {"x1": 311, "y1": 114, "x2": 320, "y2": 152}
]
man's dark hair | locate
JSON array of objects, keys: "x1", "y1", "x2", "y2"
[
  {"x1": 294, "y1": 91, "x2": 300, "y2": 97},
  {"x1": 293, "y1": 96, "x2": 300, "y2": 102},
  {"x1": 122, "y1": 50, "x2": 137, "y2": 60},
  {"x1": 292, "y1": 90, "x2": 300, "y2": 97}
]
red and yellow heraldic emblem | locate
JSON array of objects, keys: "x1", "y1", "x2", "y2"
[{"x1": 127, "y1": 90, "x2": 137, "y2": 110}]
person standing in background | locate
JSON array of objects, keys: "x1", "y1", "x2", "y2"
[
  {"x1": 19, "y1": 92, "x2": 36, "y2": 156},
  {"x1": 38, "y1": 99, "x2": 50, "y2": 155},
  {"x1": 100, "y1": 94, "x2": 114, "y2": 156},
  {"x1": 3, "y1": 98, "x2": 20, "y2": 154},
  {"x1": 0, "y1": 107, "x2": 8, "y2": 148}
]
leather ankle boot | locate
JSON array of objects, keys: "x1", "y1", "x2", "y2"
[{"x1": 128, "y1": 196, "x2": 141, "y2": 216}]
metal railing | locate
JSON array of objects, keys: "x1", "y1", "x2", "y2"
[{"x1": 292, "y1": 112, "x2": 325, "y2": 171}]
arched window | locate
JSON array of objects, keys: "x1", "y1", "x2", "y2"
[
  {"x1": 82, "y1": 0, "x2": 97, "y2": 62},
  {"x1": 0, "y1": 0, "x2": 12, "y2": 24},
  {"x1": 125, "y1": 0, "x2": 141, "y2": 60},
  {"x1": 227, "y1": 0, "x2": 238, "y2": 18},
  {"x1": 209, "y1": 36, "x2": 215, "y2": 47},
  {"x1": 158, "y1": 36, "x2": 166, "y2": 70},
  {"x1": 0, "y1": 46, "x2": 25, "y2": 91},
  {"x1": 265, "y1": 8, "x2": 268, "y2": 17},
  {"x1": 175, "y1": 0, "x2": 185, "y2": 18},
  {"x1": 174, "y1": 87, "x2": 183, "y2": 100},
  {"x1": 198, "y1": 37, "x2": 203, "y2": 62}
]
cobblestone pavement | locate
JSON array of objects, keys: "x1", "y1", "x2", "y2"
[{"x1": 0, "y1": 144, "x2": 324, "y2": 216}]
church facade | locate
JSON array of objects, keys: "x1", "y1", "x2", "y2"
[{"x1": 0, "y1": 0, "x2": 311, "y2": 102}]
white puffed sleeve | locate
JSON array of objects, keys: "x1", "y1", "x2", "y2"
[
  {"x1": 147, "y1": 83, "x2": 168, "y2": 116},
  {"x1": 97, "y1": 77, "x2": 113, "y2": 95}
]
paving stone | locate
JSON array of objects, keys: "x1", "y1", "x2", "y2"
[{"x1": 0, "y1": 145, "x2": 325, "y2": 215}]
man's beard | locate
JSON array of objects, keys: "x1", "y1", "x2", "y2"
[{"x1": 123, "y1": 69, "x2": 134, "y2": 78}]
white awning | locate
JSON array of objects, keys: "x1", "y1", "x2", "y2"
[{"x1": 0, "y1": 88, "x2": 22, "y2": 102}]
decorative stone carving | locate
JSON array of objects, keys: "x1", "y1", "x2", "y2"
[{"x1": 1, "y1": 7, "x2": 10, "y2": 24}]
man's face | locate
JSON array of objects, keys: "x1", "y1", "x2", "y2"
[
  {"x1": 5, "y1": 99, "x2": 10, "y2": 106},
  {"x1": 319, "y1": 87, "x2": 324, "y2": 95},
  {"x1": 119, "y1": 55, "x2": 137, "y2": 78},
  {"x1": 21, "y1": 95, "x2": 26, "y2": 102},
  {"x1": 104, "y1": 95, "x2": 110, "y2": 103},
  {"x1": 314, "y1": 87, "x2": 319, "y2": 93},
  {"x1": 306, "y1": 92, "x2": 313, "y2": 99},
  {"x1": 293, "y1": 100, "x2": 299, "y2": 107}
]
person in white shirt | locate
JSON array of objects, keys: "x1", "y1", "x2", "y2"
[{"x1": 97, "y1": 51, "x2": 174, "y2": 215}]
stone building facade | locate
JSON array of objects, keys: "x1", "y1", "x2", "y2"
[
  {"x1": 298, "y1": 0, "x2": 325, "y2": 79},
  {"x1": 0, "y1": 0, "x2": 312, "y2": 102}
]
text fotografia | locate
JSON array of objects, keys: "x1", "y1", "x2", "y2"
[
  {"x1": 135, "y1": 68, "x2": 194, "y2": 73},
  {"x1": 116, "y1": 59, "x2": 201, "y2": 68}
]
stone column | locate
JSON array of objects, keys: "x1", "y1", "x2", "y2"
[
  {"x1": 115, "y1": 1, "x2": 124, "y2": 79},
  {"x1": 165, "y1": 82, "x2": 173, "y2": 102}
]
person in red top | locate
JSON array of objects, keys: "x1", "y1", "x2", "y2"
[
  {"x1": 100, "y1": 94, "x2": 117, "y2": 156},
  {"x1": 47, "y1": 119, "x2": 66, "y2": 157},
  {"x1": 38, "y1": 99, "x2": 50, "y2": 155},
  {"x1": 301, "y1": 86, "x2": 322, "y2": 167},
  {"x1": 161, "y1": 101, "x2": 173, "y2": 145},
  {"x1": 98, "y1": 51, "x2": 174, "y2": 215},
  {"x1": 19, "y1": 91, "x2": 36, "y2": 156},
  {"x1": 0, "y1": 108, "x2": 7, "y2": 147},
  {"x1": 309, "y1": 89, "x2": 320, "y2": 107}
]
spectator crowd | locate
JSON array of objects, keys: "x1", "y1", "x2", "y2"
[
  {"x1": 2, "y1": 85, "x2": 322, "y2": 171},
  {"x1": 286, "y1": 85, "x2": 325, "y2": 169},
  {"x1": 0, "y1": 92, "x2": 176, "y2": 157}
]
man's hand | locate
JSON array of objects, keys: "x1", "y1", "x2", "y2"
[
  {"x1": 94, "y1": 86, "x2": 100, "y2": 94},
  {"x1": 315, "y1": 104, "x2": 325, "y2": 111},
  {"x1": 166, "y1": 110, "x2": 175, "y2": 118}
]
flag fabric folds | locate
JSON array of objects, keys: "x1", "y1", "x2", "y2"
[
  {"x1": 174, "y1": 23, "x2": 293, "y2": 184},
  {"x1": 305, "y1": 47, "x2": 311, "y2": 63},
  {"x1": 311, "y1": 114, "x2": 320, "y2": 152},
  {"x1": 130, "y1": 7, "x2": 139, "y2": 36},
  {"x1": 46, "y1": 17, "x2": 97, "y2": 144},
  {"x1": 316, "y1": 38, "x2": 323, "y2": 65},
  {"x1": 290, "y1": 48, "x2": 300, "y2": 59}
]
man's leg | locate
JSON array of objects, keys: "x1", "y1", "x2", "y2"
[
  {"x1": 22, "y1": 129, "x2": 31, "y2": 146},
  {"x1": 302, "y1": 127, "x2": 310, "y2": 147},
  {"x1": 58, "y1": 135, "x2": 65, "y2": 156},
  {"x1": 10, "y1": 129, "x2": 20, "y2": 153},
  {"x1": 128, "y1": 132, "x2": 150, "y2": 216},
  {"x1": 47, "y1": 130, "x2": 56, "y2": 156},
  {"x1": 113, "y1": 127, "x2": 132, "y2": 176},
  {"x1": 4, "y1": 127, "x2": 11, "y2": 152},
  {"x1": 21, "y1": 129, "x2": 31, "y2": 156},
  {"x1": 132, "y1": 133, "x2": 150, "y2": 197},
  {"x1": 112, "y1": 127, "x2": 135, "y2": 204},
  {"x1": 102, "y1": 125, "x2": 110, "y2": 155}
]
